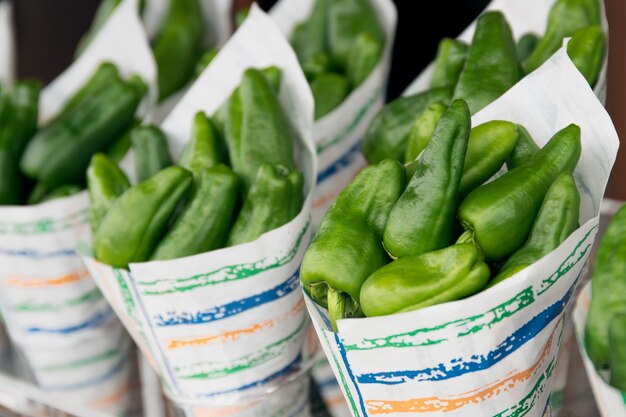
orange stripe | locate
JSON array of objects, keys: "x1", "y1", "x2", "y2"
[
  {"x1": 165, "y1": 299, "x2": 305, "y2": 350},
  {"x1": 313, "y1": 191, "x2": 339, "y2": 209},
  {"x1": 327, "y1": 395, "x2": 349, "y2": 407},
  {"x1": 89, "y1": 383, "x2": 133, "y2": 408},
  {"x1": 366, "y1": 320, "x2": 560, "y2": 414},
  {"x1": 6, "y1": 268, "x2": 89, "y2": 287},
  {"x1": 194, "y1": 400, "x2": 261, "y2": 417}
]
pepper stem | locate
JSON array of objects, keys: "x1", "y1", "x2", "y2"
[
  {"x1": 456, "y1": 229, "x2": 474, "y2": 244},
  {"x1": 327, "y1": 287, "x2": 347, "y2": 332}
]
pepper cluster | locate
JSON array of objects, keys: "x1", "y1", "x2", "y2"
[
  {"x1": 363, "y1": 0, "x2": 604, "y2": 164},
  {"x1": 0, "y1": 62, "x2": 147, "y2": 206},
  {"x1": 90, "y1": 67, "x2": 305, "y2": 268},
  {"x1": 301, "y1": 98, "x2": 582, "y2": 330},
  {"x1": 290, "y1": 0, "x2": 385, "y2": 119}
]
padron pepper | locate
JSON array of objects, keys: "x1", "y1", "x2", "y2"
[
  {"x1": 290, "y1": 0, "x2": 328, "y2": 77},
  {"x1": 346, "y1": 31, "x2": 383, "y2": 88},
  {"x1": 60, "y1": 62, "x2": 120, "y2": 117},
  {"x1": 458, "y1": 123, "x2": 581, "y2": 261},
  {"x1": 362, "y1": 87, "x2": 452, "y2": 164},
  {"x1": 178, "y1": 112, "x2": 224, "y2": 179},
  {"x1": 131, "y1": 125, "x2": 172, "y2": 181},
  {"x1": 567, "y1": 25, "x2": 605, "y2": 87},
  {"x1": 609, "y1": 315, "x2": 626, "y2": 392},
  {"x1": 507, "y1": 125, "x2": 539, "y2": 169},
  {"x1": 489, "y1": 172, "x2": 580, "y2": 287},
  {"x1": 404, "y1": 102, "x2": 446, "y2": 163},
  {"x1": 516, "y1": 33, "x2": 541, "y2": 63},
  {"x1": 152, "y1": 164, "x2": 239, "y2": 260},
  {"x1": 453, "y1": 11, "x2": 522, "y2": 114},
  {"x1": 87, "y1": 153, "x2": 131, "y2": 235},
  {"x1": 300, "y1": 158, "x2": 405, "y2": 330},
  {"x1": 383, "y1": 100, "x2": 471, "y2": 259},
  {"x1": 430, "y1": 38, "x2": 469, "y2": 89},
  {"x1": 227, "y1": 163, "x2": 303, "y2": 246},
  {"x1": 106, "y1": 121, "x2": 138, "y2": 164},
  {"x1": 95, "y1": 165, "x2": 192, "y2": 268},
  {"x1": 311, "y1": 73, "x2": 350, "y2": 120},
  {"x1": 585, "y1": 204, "x2": 626, "y2": 371},
  {"x1": 360, "y1": 243, "x2": 490, "y2": 317},
  {"x1": 0, "y1": 81, "x2": 40, "y2": 205}
]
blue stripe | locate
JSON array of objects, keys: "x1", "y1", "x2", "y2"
[
  {"x1": 355, "y1": 281, "x2": 577, "y2": 385},
  {"x1": 154, "y1": 271, "x2": 300, "y2": 326},
  {"x1": 336, "y1": 332, "x2": 368, "y2": 416},
  {"x1": 316, "y1": 141, "x2": 362, "y2": 184},
  {"x1": 0, "y1": 247, "x2": 76, "y2": 259},
  {"x1": 42, "y1": 351, "x2": 127, "y2": 391},
  {"x1": 26, "y1": 308, "x2": 114, "y2": 334}
]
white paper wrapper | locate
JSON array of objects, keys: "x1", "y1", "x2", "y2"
[
  {"x1": 83, "y1": 6, "x2": 316, "y2": 416},
  {"x1": 0, "y1": 0, "x2": 15, "y2": 86},
  {"x1": 270, "y1": 0, "x2": 397, "y2": 224},
  {"x1": 404, "y1": 0, "x2": 609, "y2": 104},
  {"x1": 306, "y1": 45, "x2": 619, "y2": 417},
  {"x1": 0, "y1": 0, "x2": 156, "y2": 414},
  {"x1": 574, "y1": 282, "x2": 626, "y2": 417}
]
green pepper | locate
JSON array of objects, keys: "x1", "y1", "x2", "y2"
[
  {"x1": 567, "y1": 25, "x2": 605, "y2": 87},
  {"x1": 453, "y1": 11, "x2": 522, "y2": 114},
  {"x1": 87, "y1": 153, "x2": 131, "y2": 235},
  {"x1": 194, "y1": 48, "x2": 219, "y2": 78},
  {"x1": 227, "y1": 163, "x2": 303, "y2": 246},
  {"x1": 59, "y1": 62, "x2": 120, "y2": 117},
  {"x1": 27, "y1": 183, "x2": 49, "y2": 205},
  {"x1": 362, "y1": 87, "x2": 452, "y2": 164},
  {"x1": 585, "y1": 204, "x2": 626, "y2": 370},
  {"x1": 507, "y1": 124, "x2": 539, "y2": 169},
  {"x1": 300, "y1": 158, "x2": 406, "y2": 331},
  {"x1": 360, "y1": 243, "x2": 490, "y2": 317},
  {"x1": 260, "y1": 66, "x2": 282, "y2": 94},
  {"x1": 346, "y1": 31, "x2": 382, "y2": 88},
  {"x1": 106, "y1": 120, "x2": 140, "y2": 164},
  {"x1": 178, "y1": 112, "x2": 224, "y2": 179},
  {"x1": 311, "y1": 73, "x2": 350, "y2": 119},
  {"x1": 516, "y1": 33, "x2": 541, "y2": 63},
  {"x1": 0, "y1": 81, "x2": 40, "y2": 205},
  {"x1": 75, "y1": 0, "x2": 123, "y2": 57},
  {"x1": 458, "y1": 123, "x2": 581, "y2": 261},
  {"x1": 218, "y1": 68, "x2": 296, "y2": 193},
  {"x1": 40, "y1": 185, "x2": 84, "y2": 203},
  {"x1": 153, "y1": 0, "x2": 205, "y2": 101},
  {"x1": 151, "y1": 164, "x2": 239, "y2": 260},
  {"x1": 609, "y1": 315, "x2": 626, "y2": 392},
  {"x1": 404, "y1": 102, "x2": 446, "y2": 163},
  {"x1": 20, "y1": 73, "x2": 146, "y2": 188},
  {"x1": 383, "y1": 100, "x2": 470, "y2": 259},
  {"x1": 488, "y1": 172, "x2": 580, "y2": 287},
  {"x1": 290, "y1": 0, "x2": 328, "y2": 71},
  {"x1": 524, "y1": 0, "x2": 600, "y2": 74},
  {"x1": 430, "y1": 38, "x2": 469, "y2": 89},
  {"x1": 94, "y1": 165, "x2": 192, "y2": 268},
  {"x1": 131, "y1": 125, "x2": 172, "y2": 181},
  {"x1": 458, "y1": 120, "x2": 519, "y2": 199}
]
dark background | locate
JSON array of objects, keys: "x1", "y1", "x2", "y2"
[{"x1": 6, "y1": 0, "x2": 626, "y2": 197}]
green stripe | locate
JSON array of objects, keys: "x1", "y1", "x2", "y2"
[
  {"x1": 14, "y1": 288, "x2": 103, "y2": 312},
  {"x1": 40, "y1": 347, "x2": 122, "y2": 372},
  {"x1": 137, "y1": 223, "x2": 309, "y2": 295},
  {"x1": 322, "y1": 329, "x2": 359, "y2": 416},
  {"x1": 0, "y1": 208, "x2": 89, "y2": 236},
  {"x1": 176, "y1": 318, "x2": 306, "y2": 379}
]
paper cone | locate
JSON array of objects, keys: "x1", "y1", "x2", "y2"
[{"x1": 0, "y1": 0, "x2": 15, "y2": 85}]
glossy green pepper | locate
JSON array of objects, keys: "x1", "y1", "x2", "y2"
[
  {"x1": 0, "y1": 81, "x2": 40, "y2": 205},
  {"x1": 489, "y1": 172, "x2": 580, "y2": 287},
  {"x1": 453, "y1": 11, "x2": 522, "y2": 114},
  {"x1": 360, "y1": 243, "x2": 490, "y2": 317},
  {"x1": 21, "y1": 72, "x2": 146, "y2": 188},
  {"x1": 516, "y1": 33, "x2": 541, "y2": 63},
  {"x1": 95, "y1": 165, "x2": 192, "y2": 268},
  {"x1": 27, "y1": 183, "x2": 49, "y2": 205},
  {"x1": 290, "y1": 0, "x2": 328, "y2": 71},
  {"x1": 59, "y1": 62, "x2": 120, "y2": 118},
  {"x1": 227, "y1": 163, "x2": 303, "y2": 246},
  {"x1": 403, "y1": 102, "x2": 446, "y2": 163},
  {"x1": 311, "y1": 73, "x2": 350, "y2": 119},
  {"x1": 430, "y1": 38, "x2": 469, "y2": 89},
  {"x1": 609, "y1": 315, "x2": 626, "y2": 391},
  {"x1": 524, "y1": 0, "x2": 600, "y2": 74},
  {"x1": 218, "y1": 68, "x2": 296, "y2": 192},
  {"x1": 300, "y1": 159, "x2": 405, "y2": 331},
  {"x1": 178, "y1": 112, "x2": 224, "y2": 179},
  {"x1": 383, "y1": 100, "x2": 470, "y2": 259},
  {"x1": 87, "y1": 153, "x2": 131, "y2": 235},
  {"x1": 131, "y1": 125, "x2": 172, "y2": 181},
  {"x1": 362, "y1": 87, "x2": 452, "y2": 164},
  {"x1": 586, "y1": 204, "x2": 626, "y2": 370},
  {"x1": 153, "y1": 0, "x2": 205, "y2": 101},
  {"x1": 151, "y1": 164, "x2": 239, "y2": 260},
  {"x1": 507, "y1": 125, "x2": 539, "y2": 169},
  {"x1": 567, "y1": 25, "x2": 605, "y2": 87},
  {"x1": 458, "y1": 123, "x2": 581, "y2": 261},
  {"x1": 346, "y1": 31, "x2": 382, "y2": 88}
]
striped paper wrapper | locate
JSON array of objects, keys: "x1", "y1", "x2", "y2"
[
  {"x1": 0, "y1": 0, "x2": 156, "y2": 414},
  {"x1": 0, "y1": 0, "x2": 15, "y2": 85},
  {"x1": 574, "y1": 282, "x2": 626, "y2": 416},
  {"x1": 306, "y1": 46, "x2": 619, "y2": 417},
  {"x1": 83, "y1": 6, "x2": 316, "y2": 417},
  {"x1": 270, "y1": 0, "x2": 397, "y2": 225}
]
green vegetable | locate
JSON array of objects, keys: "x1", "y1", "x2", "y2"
[
  {"x1": 346, "y1": 31, "x2": 383, "y2": 88},
  {"x1": 430, "y1": 38, "x2": 469, "y2": 89},
  {"x1": 178, "y1": 112, "x2": 224, "y2": 179},
  {"x1": 311, "y1": 73, "x2": 350, "y2": 119},
  {"x1": 131, "y1": 125, "x2": 172, "y2": 181},
  {"x1": 609, "y1": 315, "x2": 626, "y2": 392},
  {"x1": 516, "y1": 33, "x2": 541, "y2": 63},
  {"x1": 40, "y1": 185, "x2": 83, "y2": 203},
  {"x1": 403, "y1": 102, "x2": 447, "y2": 163},
  {"x1": 567, "y1": 25, "x2": 605, "y2": 87},
  {"x1": 507, "y1": 124, "x2": 539, "y2": 169},
  {"x1": 87, "y1": 153, "x2": 131, "y2": 235}
]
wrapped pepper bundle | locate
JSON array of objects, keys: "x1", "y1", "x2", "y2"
[
  {"x1": 290, "y1": 0, "x2": 385, "y2": 119},
  {"x1": 90, "y1": 67, "x2": 305, "y2": 269},
  {"x1": 0, "y1": 62, "x2": 146, "y2": 206},
  {"x1": 302, "y1": 98, "x2": 582, "y2": 330},
  {"x1": 585, "y1": 205, "x2": 626, "y2": 392},
  {"x1": 362, "y1": 0, "x2": 604, "y2": 165}
]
